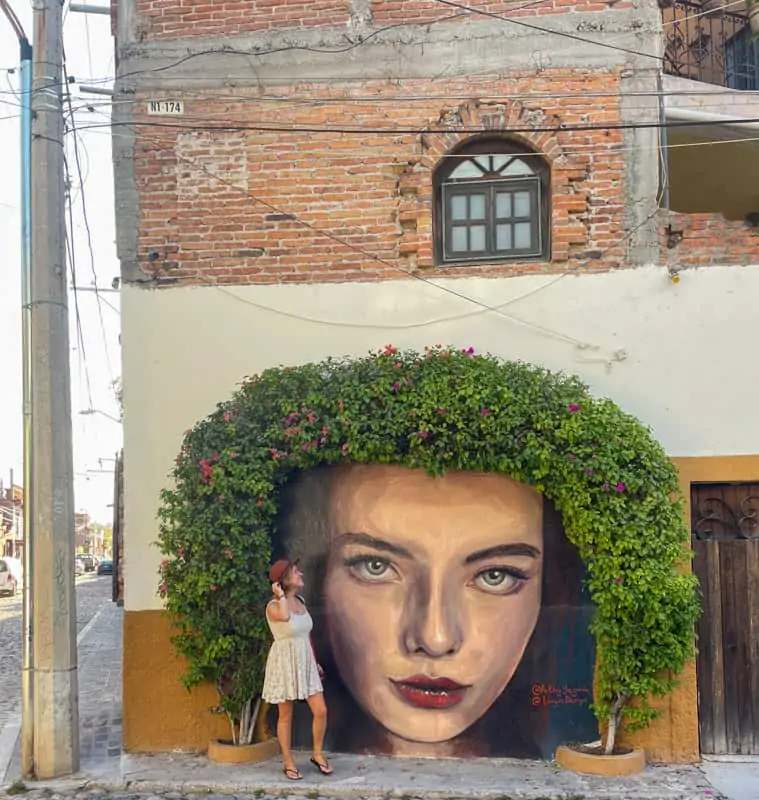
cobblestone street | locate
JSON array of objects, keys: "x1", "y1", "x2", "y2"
[{"x1": 0, "y1": 575, "x2": 120, "y2": 780}]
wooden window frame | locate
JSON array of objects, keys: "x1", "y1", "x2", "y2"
[{"x1": 434, "y1": 142, "x2": 550, "y2": 266}]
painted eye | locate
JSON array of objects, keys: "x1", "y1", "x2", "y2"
[
  {"x1": 345, "y1": 556, "x2": 397, "y2": 582},
  {"x1": 473, "y1": 568, "x2": 523, "y2": 594}
]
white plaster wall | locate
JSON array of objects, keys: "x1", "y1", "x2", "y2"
[{"x1": 123, "y1": 264, "x2": 759, "y2": 611}]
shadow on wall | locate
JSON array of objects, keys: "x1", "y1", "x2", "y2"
[{"x1": 268, "y1": 464, "x2": 597, "y2": 760}]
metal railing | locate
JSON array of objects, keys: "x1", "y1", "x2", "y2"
[{"x1": 663, "y1": 0, "x2": 759, "y2": 89}]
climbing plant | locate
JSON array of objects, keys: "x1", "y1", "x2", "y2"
[{"x1": 157, "y1": 345, "x2": 699, "y2": 752}]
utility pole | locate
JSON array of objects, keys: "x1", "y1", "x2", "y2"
[{"x1": 30, "y1": 0, "x2": 79, "y2": 778}]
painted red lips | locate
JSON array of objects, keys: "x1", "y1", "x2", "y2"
[{"x1": 391, "y1": 675, "x2": 471, "y2": 709}]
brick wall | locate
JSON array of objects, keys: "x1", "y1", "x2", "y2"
[
  {"x1": 132, "y1": 70, "x2": 641, "y2": 287},
  {"x1": 663, "y1": 212, "x2": 759, "y2": 268},
  {"x1": 133, "y1": 0, "x2": 350, "y2": 40},
  {"x1": 370, "y1": 0, "x2": 632, "y2": 25}
]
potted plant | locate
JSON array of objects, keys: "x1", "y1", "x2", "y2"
[
  {"x1": 157, "y1": 488, "x2": 280, "y2": 764},
  {"x1": 157, "y1": 347, "x2": 699, "y2": 774}
]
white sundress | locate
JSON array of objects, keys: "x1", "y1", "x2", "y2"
[{"x1": 262, "y1": 604, "x2": 323, "y2": 705}]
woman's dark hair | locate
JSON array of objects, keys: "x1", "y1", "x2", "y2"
[{"x1": 270, "y1": 465, "x2": 593, "y2": 758}]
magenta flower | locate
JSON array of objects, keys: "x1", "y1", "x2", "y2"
[
  {"x1": 616, "y1": 482, "x2": 626, "y2": 492},
  {"x1": 463, "y1": 346, "x2": 475, "y2": 355},
  {"x1": 615, "y1": 577, "x2": 624, "y2": 584},
  {"x1": 418, "y1": 430, "x2": 430, "y2": 440},
  {"x1": 569, "y1": 404, "x2": 581, "y2": 413},
  {"x1": 393, "y1": 381, "x2": 401, "y2": 391},
  {"x1": 480, "y1": 409, "x2": 492, "y2": 417}
]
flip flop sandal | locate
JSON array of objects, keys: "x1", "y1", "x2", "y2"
[
  {"x1": 310, "y1": 757, "x2": 333, "y2": 775},
  {"x1": 283, "y1": 766, "x2": 303, "y2": 781}
]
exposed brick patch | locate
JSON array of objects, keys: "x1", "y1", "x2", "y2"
[
  {"x1": 662, "y1": 212, "x2": 759, "y2": 268},
  {"x1": 130, "y1": 71, "x2": 644, "y2": 287},
  {"x1": 370, "y1": 0, "x2": 632, "y2": 25},
  {"x1": 135, "y1": 0, "x2": 351, "y2": 41}
]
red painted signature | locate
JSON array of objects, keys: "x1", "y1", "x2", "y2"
[{"x1": 531, "y1": 683, "x2": 591, "y2": 707}]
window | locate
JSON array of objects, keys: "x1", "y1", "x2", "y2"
[{"x1": 435, "y1": 141, "x2": 549, "y2": 264}]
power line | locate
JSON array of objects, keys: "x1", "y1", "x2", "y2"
[{"x1": 62, "y1": 59, "x2": 117, "y2": 397}]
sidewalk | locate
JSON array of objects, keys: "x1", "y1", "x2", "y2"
[{"x1": 0, "y1": 600, "x2": 742, "y2": 800}]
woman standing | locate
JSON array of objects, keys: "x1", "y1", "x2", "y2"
[{"x1": 263, "y1": 559, "x2": 333, "y2": 780}]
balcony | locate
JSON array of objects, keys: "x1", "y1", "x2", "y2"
[{"x1": 663, "y1": 0, "x2": 759, "y2": 89}]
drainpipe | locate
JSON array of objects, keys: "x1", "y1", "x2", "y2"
[{"x1": 19, "y1": 34, "x2": 35, "y2": 781}]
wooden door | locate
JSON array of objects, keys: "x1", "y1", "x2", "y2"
[{"x1": 692, "y1": 482, "x2": 759, "y2": 755}]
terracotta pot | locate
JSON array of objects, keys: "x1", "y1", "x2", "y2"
[
  {"x1": 555, "y1": 744, "x2": 646, "y2": 776},
  {"x1": 749, "y1": 3, "x2": 759, "y2": 35},
  {"x1": 207, "y1": 736, "x2": 280, "y2": 765}
]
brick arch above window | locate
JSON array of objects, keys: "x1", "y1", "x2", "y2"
[{"x1": 396, "y1": 101, "x2": 591, "y2": 270}]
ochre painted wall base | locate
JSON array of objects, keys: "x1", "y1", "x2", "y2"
[{"x1": 123, "y1": 610, "x2": 228, "y2": 752}]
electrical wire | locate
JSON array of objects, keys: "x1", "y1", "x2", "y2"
[
  {"x1": 63, "y1": 151, "x2": 95, "y2": 410},
  {"x1": 124, "y1": 125, "x2": 670, "y2": 352},
  {"x1": 62, "y1": 59, "x2": 117, "y2": 398}
]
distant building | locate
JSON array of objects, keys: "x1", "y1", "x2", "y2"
[{"x1": 0, "y1": 482, "x2": 23, "y2": 559}]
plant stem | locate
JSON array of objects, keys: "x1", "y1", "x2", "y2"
[{"x1": 605, "y1": 692, "x2": 630, "y2": 755}]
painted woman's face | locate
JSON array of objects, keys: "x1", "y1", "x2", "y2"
[{"x1": 323, "y1": 465, "x2": 543, "y2": 746}]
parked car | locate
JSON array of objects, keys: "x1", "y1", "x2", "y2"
[
  {"x1": 75, "y1": 557, "x2": 85, "y2": 577},
  {"x1": 0, "y1": 556, "x2": 23, "y2": 597},
  {"x1": 78, "y1": 554, "x2": 96, "y2": 572},
  {"x1": 97, "y1": 559, "x2": 113, "y2": 576}
]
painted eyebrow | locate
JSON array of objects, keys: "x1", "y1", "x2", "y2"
[
  {"x1": 464, "y1": 543, "x2": 541, "y2": 563},
  {"x1": 333, "y1": 531, "x2": 413, "y2": 559}
]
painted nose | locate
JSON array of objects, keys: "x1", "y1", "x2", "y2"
[{"x1": 402, "y1": 578, "x2": 462, "y2": 658}]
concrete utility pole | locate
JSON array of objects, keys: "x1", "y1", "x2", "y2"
[{"x1": 30, "y1": 0, "x2": 80, "y2": 778}]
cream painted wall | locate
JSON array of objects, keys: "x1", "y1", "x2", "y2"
[{"x1": 123, "y1": 263, "x2": 759, "y2": 611}]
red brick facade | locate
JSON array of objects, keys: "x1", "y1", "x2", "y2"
[
  {"x1": 132, "y1": 0, "x2": 350, "y2": 40},
  {"x1": 132, "y1": 70, "x2": 648, "y2": 286},
  {"x1": 663, "y1": 212, "x2": 759, "y2": 268}
]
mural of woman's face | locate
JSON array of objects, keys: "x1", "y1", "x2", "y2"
[{"x1": 323, "y1": 465, "x2": 543, "y2": 747}]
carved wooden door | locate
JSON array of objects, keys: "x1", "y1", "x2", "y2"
[{"x1": 692, "y1": 482, "x2": 759, "y2": 755}]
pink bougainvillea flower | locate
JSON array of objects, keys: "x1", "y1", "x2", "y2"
[
  {"x1": 615, "y1": 577, "x2": 624, "y2": 584},
  {"x1": 222, "y1": 411, "x2": 231, "y2": 423},
  {"x1": 322, "y1": 426, "x2": 329, "y2": 436},
  {"x1": 393, "y1": 381, "x2": 401, "y2": 391},
  {"x1": 616, "y1": 482, "x2": 626, "y2": 492},
  {"x1": 394, "y1": 362, "x2": 402, "y2": 370},
  {"x1": 569, "y1": 403, "x2": 581, "y2": 413},
  {"x1": 307, "y1": 412, "x2": 316, "y2": 423},
  {"x1": 463, "y1": 346, "x2": 475, "y2": 355},
  {"x1": 418, "y1": 430, "x2": 430, "y2": 440},
  {"x1": 158, "y1": 583, "x2": 167, "y2": 595},
  {"x1": 383, "y1": 344, "x2": 398, "y2": 356},
  {"x1": 198, "y1": 458, "x2": 213, "y2": 484},
  {"x1": 480, "y1": 409, "x2": 492, "y2": 417}
]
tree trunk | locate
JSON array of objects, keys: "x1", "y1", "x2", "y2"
[{"x1": 605, "y1": 692, "x2": 630, "y2": 755}]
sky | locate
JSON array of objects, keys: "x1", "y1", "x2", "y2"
[{"x1": 0, "y1": 2, "x2": 122, "y2": 524}]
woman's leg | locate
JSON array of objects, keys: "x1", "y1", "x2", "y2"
[
  {"x1": 305, "y1": 692, "x2": 330, "y2": 769},
  {"x1": 276, "y1": 701, "x2": 298, "y2": 773}
]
